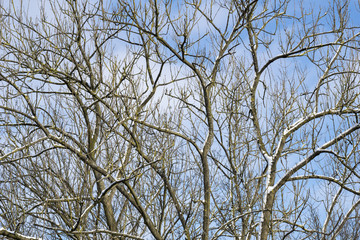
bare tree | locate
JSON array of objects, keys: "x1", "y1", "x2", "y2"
[{"x1": 1, "y1": 0, "x2": 360, "y2": 239}]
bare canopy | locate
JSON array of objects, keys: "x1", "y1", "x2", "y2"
[{"x1": 1, "y1": 0, "x2": 360, "y2": 239}]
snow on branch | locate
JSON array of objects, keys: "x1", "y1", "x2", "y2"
[{"x1": 0, "y1": 228, "x2": 42, "y2": 240}]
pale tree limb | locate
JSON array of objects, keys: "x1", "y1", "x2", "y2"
[{"x1": 0, "y1": 228, "x2": 42, "y2": 240}]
